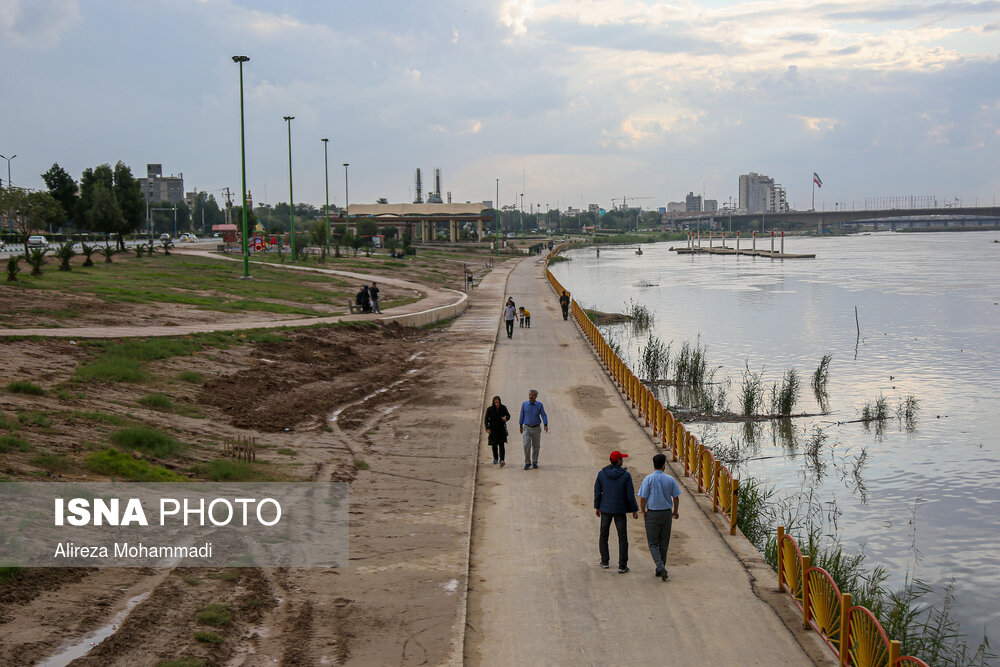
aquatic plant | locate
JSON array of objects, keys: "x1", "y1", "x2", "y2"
[
  {"x1": 770, "y1": 368, "x2": 800, "y2": 416},
  {"x1": 639, "y1": 334, "x2": 671, "y2": 382},
  {"x1": 739, "y1": 362, "x2": 765, "y2": 416},
  {"x1": 812, "y1": 354, "x2": 833, "y2": 392},
  {"x1": 623, "y1": 298, "x2": 654, "y2": 332},
  {"x1": 674, "y1": 337, "x2": 712, "y2": 386},
  {"x1": 861, "y1": 394, "x2": 889, "y2": 422}
]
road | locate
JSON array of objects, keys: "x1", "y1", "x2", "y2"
[{"x1": 465, "y1": 255, "x2": 829, "y2": 665}]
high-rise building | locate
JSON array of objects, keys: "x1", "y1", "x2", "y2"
[
  {"x1": 704, "y1": 199, "x2": 718, "y2": 212},
  {"x1": 768, "y1": 185, "x2": 789, "y2": 213},
  {"x1": 738, "y1": 172, "x2": 773, "y2": 214},
  {"x1": 140, "y1": 164, "x2": 184, "y2": 204},
  {"x1": 685, "y1": 192, "x2": 702, "y2": 211},
  {"x1": 666, "y1": 202, "x2": 685, "y2": 213}
]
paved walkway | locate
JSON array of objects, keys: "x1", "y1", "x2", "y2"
[
  {"x1": 0, "y1": 250, "x2": 467, "y2": 338},
  {"x1": 465, "y1": 256, "x2": 828, "y2": 665}
]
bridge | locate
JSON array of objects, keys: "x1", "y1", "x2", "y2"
[{"x1": 667, "y1": 206, "x2": 1000, "y2": 232}]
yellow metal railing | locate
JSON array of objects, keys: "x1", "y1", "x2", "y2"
[{"x1": 777, "y1": 528, "x2": 930, "y2": 667}]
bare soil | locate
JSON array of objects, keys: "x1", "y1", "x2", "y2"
[{"x1": 0, "y1": 312, "x2": 487, "y2": 665}]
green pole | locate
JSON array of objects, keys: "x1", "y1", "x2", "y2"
[
  {"x1": 322, "y1": 138, "x2": 330, "y2": 255},
  {"x1": 233, "y1": 55, "x2": 251, "y2": 278},
  {"x1": 284, "y1": 116, "x2": 296, "y2": 261}
]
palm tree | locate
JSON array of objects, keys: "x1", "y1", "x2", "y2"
[
  {"x1": 23, "y1": 248, "x2": 50, "y2": 276},
  {"x1": 54, "y1": 241, "x2": 76, "y2": 271},
  {"x1": 160, "y1": 238, "x2": 173, "y2": 256},
  {"x1": 100, "y1": 243, "x2": 117, "y2": 263},
  {"x1": 6, "y1": 255, "x2": 21, "y2": 282},
  {"x1": 80, "y1": 242, "x2": 99, "y2": 267}
]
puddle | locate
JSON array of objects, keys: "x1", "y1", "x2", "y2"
[{"x1": 38, "y1": 591, "x2": 152, "y2": 667}]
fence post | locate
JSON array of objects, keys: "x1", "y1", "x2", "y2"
[
  {"x1": 712, "y1": 461, "x2": 720, "y2": 511},
  {"x1": 730, "y1": 480, "x2": 738, "y2": 535},
  {"x1": 890, "y1": 640, "x2": 900, "y2": 665},
  {"x1": 802, "y1": 555, "x2": 812, "y2": 629},
  {"x1": 696, "y1": 441, "x2": 705, "y2": 492},
  {"x1": 777, "y1": 526, "x2": 785, "y2": 591},
  {"x1": 839, "y1": 593, "x2": 852, "y2": 667}
]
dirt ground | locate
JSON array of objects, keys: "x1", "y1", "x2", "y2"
[{"x1": 0, "y1": 309, "x2": 491, "y2": 665}]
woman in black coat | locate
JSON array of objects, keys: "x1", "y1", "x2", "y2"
[{"x1": 484, "y1": 395, "x2": 511, "y2": 467}]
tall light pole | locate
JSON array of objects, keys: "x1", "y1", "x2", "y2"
[
  {"x1": 0, "y1": 154, "x2": 15, "y2": 189},
  {"x1": 283, "y1": 115, "x2": 296, "y2": 261},
  {"x1": 322, "y1": 138, "x2": 330, "y2": 255},
  {"x1": 343, "y1": 163, "x2": 350, "y2": 240},
  {"x1": 519, "y1": 193, "x2": 524, "y2": 239},
  {"x1": 232, "y1": 55, "x2": 251, "y2": 278},
  {"x1": 495, "y1": 178, "x2": 499, "y2": 255}
]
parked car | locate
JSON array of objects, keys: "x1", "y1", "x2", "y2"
[
  {"x1": 159, "y1": 233, "x2": 171, "y2": 242},
  {"x1": 27, "y1": 235, "x2": 48, "y2": 249}
]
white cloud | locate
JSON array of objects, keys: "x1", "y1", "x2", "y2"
[
  {"x1": 499, "y1": 0, "x2": 534, "y2": 36},
  {"x1": 793, "y1": 115, "x2": 838, "y2": 133},
  {"x1": 0, "y1": 0, "x2": 79, "y2": 48}
]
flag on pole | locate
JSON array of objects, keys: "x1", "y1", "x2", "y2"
[{"x1": 813, "y1": 172, "x2": 823, "y2": 188}]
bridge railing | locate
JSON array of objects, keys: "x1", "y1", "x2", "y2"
[{"x1": 544, "y1": 244, "x2": 928, "y2": 667}]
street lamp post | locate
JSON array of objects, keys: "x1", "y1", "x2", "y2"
[
  {"x1": 343, "y1": 163, "x2": 350, "y2": 241},
  {"x1": 519, "y1": 193, "x2": 524, "y2": 239},
  {"x1": 0, "y1": 153, "x2": 15, "y2": 189},
  {"x1": 322, "y1": 138, "x2": 330, "y2": 256},
  {"x1": 283, "y1": 115, "x2": 296, "y2": 261},
  {"x1": 232, "y1": 55, "x2": 251, "y2": 278},
  {"x1": 495, "y1": 178, "x2": 500, "y2": 255}
]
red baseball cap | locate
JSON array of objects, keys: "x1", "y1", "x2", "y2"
[{"x1": 609, "y1": 451, "x2": 628, "y2": 462}]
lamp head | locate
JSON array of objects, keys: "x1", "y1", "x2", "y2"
[
  {"x1": 321, "y1": 138, "x2": 329, "y2": 143},
  {"x1": 232, "y1": 55, "x2": 249, "y2": 63},
  {"x1": 283, "y1": 115, "x2": 294, "y2": 121},
  {"x1": 343, "y1": 163, "x2": 349, "y2": 167}
]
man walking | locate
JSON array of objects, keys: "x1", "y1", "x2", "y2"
[
  {"x1": 637, "y1": 453, "x2": 682, "y2": 581},
  {"x1": 518, "y1": 389, "x2": 548, "y2": 469},
  {"x1": 370, "y1": 281, "x2": 381, "y2": 313},
  {"x1": 503, "y1": 298, "x2": 517, "y2": 339},
  {"x1": 594, "y1": 451, "x2": 639, "y2": 573},
  {"x1": 559, "y1": 290, "x2": 570, "y2": 321}
]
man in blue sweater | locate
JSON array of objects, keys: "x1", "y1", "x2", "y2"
[{"x1": 594, "y1": 450, "x2": 640, "y2": 573}]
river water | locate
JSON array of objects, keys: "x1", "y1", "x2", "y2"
[{"x1": 551, "y1": 231, "x2": 1000, "y2": 641}]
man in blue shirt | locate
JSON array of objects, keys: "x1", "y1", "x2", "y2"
[
  {"x1": 518, "y1": 389, "x2": 548, "y2": 470},
  {"x1": 637, "y1": 453, "x2": 682, "y2": 581}
]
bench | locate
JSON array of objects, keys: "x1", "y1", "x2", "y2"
[{"x1": 348, "y1": 300, "x2": 365, "y2": 315}]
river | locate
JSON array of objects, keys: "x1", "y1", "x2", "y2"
[{"x1": 550, "y1": 230, "x2": 1000, "y2": 643}]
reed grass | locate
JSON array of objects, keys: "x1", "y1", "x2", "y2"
[
  {"x1": 861, "y1": 394, "x2": 890, "y2": 422},
  {"x1": 812, "y1": 354, "x2": 832, "y2": 391},
  {"x1": 639, "y1": 334, "x2": 671, "y2": 382},
  {"x1": 623, "y1": 298, "x2": 654, "y2": 332},
  {"x1": 770, "y1": 368, "x2": 800, "y2": 416},
  {"x1": 674, "y1": 337, "x2": 712, "y2": 386},
  {"x1": 739, "y1": 363, "x2": 765, "y2": 416}
]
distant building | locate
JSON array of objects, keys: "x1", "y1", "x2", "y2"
[
  {"x1": 739, "y1": 172, "x2": 788, "y2": 214},
  {"x1": 704, "y1": 199, "x2": 718, "y2": 212},
  {"x1": 685, "y1": 192, "x2": 702, "y2": 212},
  {"x1": 140, "y1": 164, "x2": 184, "y2": 204},
  {"x1": 667, "y1": 202, "x2": 685, "y2": 213},
  {"x1": 587, "y1": 203, "x2": 601, "y2": 214}
]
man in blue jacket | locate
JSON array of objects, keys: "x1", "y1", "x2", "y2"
[{"x1": 594, "y1": 450, "x2": 639, "y2": 573}]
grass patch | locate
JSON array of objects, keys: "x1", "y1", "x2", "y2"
[
  {"x1": 158, "y1": 660, "x2": 206, "y2": 667},
  {"x1": 181, "y1": 575, "x2": 201, "y2": 586},
  {"x1": 209, "y1": 571, "x2": 239, "y2": 582},
  {"x1": 139, "y1": 392, "x2": 174, "y2": 410},
  {"x1": 6, "y1": 380, "x2": 46, "y2": 396},
  {"x1": 276, "y1": 448, "x2": 296, "y2": 456},
  {"x1": 86, "y1": 448, "x2": 186, "y2": 481},
  {"x1": 69, "y1": 410, "x2": 131, "y2": 426},
  {"x1": 192, "y1": 460, "x2": 269, "y2": 481},
  {"x1": 17, "y1": 411, "x2": 51, "y2": 427},
  {"x1": 0, "y1": 414, "x2": 18, "y2": 431},
  {"x1": 195, "y1": 602, "x2": 231, "y2": 627},
  {"x1": 193, "y1": 630, "x2": 222, "y2": 644},
  {"x1": 178, "y1": 371, "x2": 204, "y2": 384},
  {"x1": 29, "y1": 452, "x2": 72, "y2": 472},
  {"x1": 0, "y1": 435, "x2": 32, "y2": 453},
  {"x1": 110, "y1": 426, "x2": 184, "y2": 458},
  {"x1": 0, "y1": 567, "x2": 22, "y2": 583},
  {"x1": 353, "y1": 459, "x2": 370, "y2": 470}
]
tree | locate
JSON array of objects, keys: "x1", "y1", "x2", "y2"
[
  {"x1": 85, "y1": 183, "x2": 125, "y2": 243},
  {"x1": 76, "y1": 164, "x2": 114, "y2": 232},
  {"x1": 41, "y1": 163, "x2": 78, "y2": 228},
  {"x1": 0, "y1": 187, "x2": 65, "y2": 254},
  {"x1": 113, "y1": 162, "x2": 145, "y2": 247}
]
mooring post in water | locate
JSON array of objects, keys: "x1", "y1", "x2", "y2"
[
  {"x1": 781, "y1": 230, "x2": 785, "y2": 256},
  {"x1": 736, "y1": 231, "x2": 740, "y2": 253},
  {"x1": 709, "y1": 232, "x2": 713, "y2": 249},
  {"x1": 770, "y1": 230, "x2": 775, "y2": 256},
  {"x1": 855, "y1": 306, "x2": 860, "y2": 338},
  {"x1": 752, "y1": 231, "x2": 756, "y2": 254}
]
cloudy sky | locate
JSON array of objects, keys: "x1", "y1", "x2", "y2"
[{"x1": 3, "y1": 0, "x2": 1000, "y2": 212}]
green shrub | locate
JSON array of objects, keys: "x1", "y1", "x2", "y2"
[
  {"x1": 18, "y1": 411, "x2": 51, "y2": 427},
  {"x1": 75, "y1": 357, "x2": 147, "y2": 382},
  {"x1": 178, "y1": 371, "x2": 204, "y2": 384},
  {"x1": 85, "y1": 448, "x2": 185, "y2": 481},
  {"x1": 195, "y1": 603, "x2": 231, "y2": 627},
  {"x1": 353, "y1": 459, "x2": 369, "y2": 470},
  {"x1": 30, "y1": 452, "x2": 72, "y2": 472},
  {"x1": 0, "y1": 567, "x2": 22, "y2": 583},
  {"x1": 0, "y1": 435, "x2": 32, "y2": 453},
  {"x1": 193, "y1": 630, "x2": 221, "y2": 644},
  {"x1": 110, "y1": 426, "x2": 184, "y2": 458},
  {"x1": 139, "y1": 393, "x2": 174, "y2": 410},
  {"x1": 6, "y1": 381, "x2": 46, "y2": 396},
  {"x1": 69, "y1": 410, "x2": 131, "y2": 426},
  {"x1": 192, "y1": 460, "x2": 267, "y2": 482}
]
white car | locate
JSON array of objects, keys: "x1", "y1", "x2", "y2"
[{"x1": 27, "y1": 235, "x2": 48, "y2": 249}]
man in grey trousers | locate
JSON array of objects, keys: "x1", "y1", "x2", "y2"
[
  {"x1": 518, "y1": 389, "x2": 548, "y2": 470},
  {"x1": 637, "y1": 453, "x2": 682, "y2": 580}
]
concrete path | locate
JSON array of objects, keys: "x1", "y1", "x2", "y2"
[
  {"x1": 465, "y1": 256, "x2": 825, "y2": 665},
  {"x1": 0, "y1": 250, "x2": 467, "y2": 338}
]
